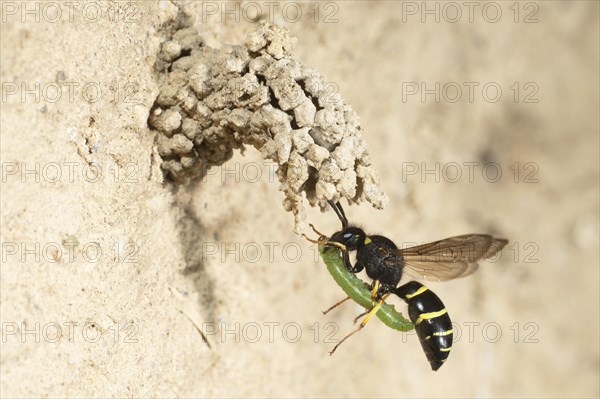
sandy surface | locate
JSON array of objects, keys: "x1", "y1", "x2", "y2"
[{"x1": 1, "y1": 1, "x2": 598, "y2": 397}]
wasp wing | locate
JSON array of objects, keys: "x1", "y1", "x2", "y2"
[{"x1": 383, "y1": 234, "x2": 508, "y2": 282}]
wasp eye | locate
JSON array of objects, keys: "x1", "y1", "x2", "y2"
[{"x1": 343, "y1": 233, "x2": 353, "y2": 239}]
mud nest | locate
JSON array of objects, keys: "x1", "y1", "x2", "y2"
[{"x1": 148, "y1": 20, "x2": 387, "y2": 232}]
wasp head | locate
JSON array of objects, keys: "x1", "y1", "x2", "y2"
[{"x1": 330, "y1": 227, "x2": 366, "y2": 251}]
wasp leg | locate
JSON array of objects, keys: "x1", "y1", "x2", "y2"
[
  {"x1": 370, "y1": 280, "x2": 380, "y2": 306},
  {"x1": 302, "y1": 233, "x2": 348, "y2": 252},
  {"x1": 353, "y1": 293, "x2": 391, "y2": 324},
  {"x1": 353, "y1": 310, "x2": 369, "y2": 324},
  {"x1": 329, "y1": 298, "x2": 385, "y2": 355},
  {"x1": 308, "y1": 223, "x2": 327, "y2": 237},
  {"x1": 312, "y1": 234, "x2": 363, "y2": 274},
  {"x1": 341, "y1": 250, "x2": 364, "y2": 274},
  {"x1": 322, "y1": 296, "x2": 351, "y2": 315}
]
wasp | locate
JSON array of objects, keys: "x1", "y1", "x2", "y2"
[{"x1": 305, "y1": 200, "x2": 508, "y2": 371}]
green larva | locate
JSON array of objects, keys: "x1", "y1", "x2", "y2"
[{"x1": 319, "y1": 245, "x2": 414, "y2": 332}]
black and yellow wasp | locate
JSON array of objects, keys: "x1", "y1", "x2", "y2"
[{"x1": 307, "y1": 200, "x2": 508, "y2": 371}]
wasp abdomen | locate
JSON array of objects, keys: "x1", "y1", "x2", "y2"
[{"x1": 395, "y1": 281, "x2": 453, "y2": 371}]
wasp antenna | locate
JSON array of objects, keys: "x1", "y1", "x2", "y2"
[{"x1": 328, "y1": 199, "x2": 348, "y2": 229}]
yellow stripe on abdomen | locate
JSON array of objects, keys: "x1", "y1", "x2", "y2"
[
  {"x1": 415, "y1": 308, "x2": 447, "y2": 325},
  {"x1": 405, "y1": 285, "x2": 429, "y2": 299}
]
